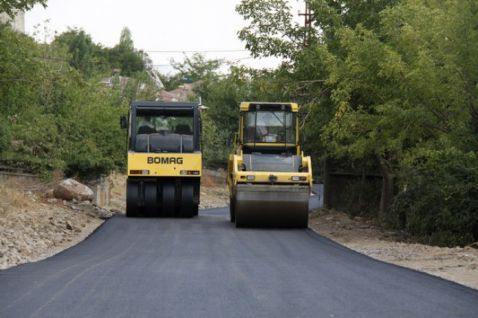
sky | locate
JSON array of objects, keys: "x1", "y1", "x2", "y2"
[{"x1": 26, "y1": 0, "x2": 304, "y2": 74}]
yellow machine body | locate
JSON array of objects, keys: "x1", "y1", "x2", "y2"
[
  {"x1": 227, "y1": 102, "x2": 312, "y2": 228},
  {"x1": 127, "y1": 153, "x2": 202, "y2": 177},
  {"x1": 124, "y1": 101, "x2": 202, "y2": 218}
]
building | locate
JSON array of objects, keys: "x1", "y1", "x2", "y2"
[
  {"x1": 159, "y1": 83, "x2": 197, "y2": 102},
  {"x1": 0, "y1": 11, "x2": 25, "y2": 33}
]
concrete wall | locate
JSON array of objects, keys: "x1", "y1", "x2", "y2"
[{"x1": 0, "y1": 11, "x2": 25, "y2": 33}]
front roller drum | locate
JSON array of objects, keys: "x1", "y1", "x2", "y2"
[{"x1": 234, "y1": 184, "x2": 310, "y2": 228}]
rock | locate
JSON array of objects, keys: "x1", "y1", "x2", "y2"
[
  {"x1": 44, "y1": 189, "x2": 55, "y2": 198},
  {"x1": 47, "y1": 198, "x2": 58, "y2": 204},
  {"x1": 65, "y1": 221, "x2": 73, "y2": 230},
  {"x1": 54, "y1": 179, "x2": 94, "y2": 202},
  {"x1": 94, "y1": 206, "x2": 113, "y2": 219}
]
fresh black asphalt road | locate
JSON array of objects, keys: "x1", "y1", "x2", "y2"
[{"x1": 1, "y1": 207, "x2": 477, "y2": 318}]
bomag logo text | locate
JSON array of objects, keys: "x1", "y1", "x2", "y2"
[{"x1": 147, "y1": 157, "x2": 183, "y2": 165}]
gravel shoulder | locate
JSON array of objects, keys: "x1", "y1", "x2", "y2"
[
  {"x1": 0, "y1": 177, "x2": 104, "y2": 270},
  {"x1": 0, "y1": 170, "x2": 228, "y2": 270},
  {"x1": 309, "y1": 209, "x2": 478, "y2": 290}
]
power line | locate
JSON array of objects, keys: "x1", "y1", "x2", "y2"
[
  {"x1": 151, "y1": 56, "x2": 255, "y2": 67},
  {"x1": 145, "y1": 49, "x2": 248, "y2": 53}
]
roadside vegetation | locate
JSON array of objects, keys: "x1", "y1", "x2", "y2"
[
  {"x1": 0, "y1": 24, "x2": 158, "y2": 177},
  {"x1": 1, "y1": 0, "x2": 477, "y2": 246}
]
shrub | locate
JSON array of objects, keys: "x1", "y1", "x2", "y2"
[
  {"x1": 391, "y1": 149, "x2": 478, "y2": 246},
  {"x1": 0, "y1": 116, "x2": 10, "y2": 154}
]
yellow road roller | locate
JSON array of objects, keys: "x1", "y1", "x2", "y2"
[
  {"x1": 121, "y1": 101, "x2": 202, "y2": 217},
  {"x1": 227, "y1": 102, "x2": 313, "y2": 228}
]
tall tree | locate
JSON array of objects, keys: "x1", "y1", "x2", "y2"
[
  {"x1": 118, "y1": 27, "x2": 134, "y2": 51},
  {"x1": 109, "y1": 27, "x2": 145, "y2": 76}
]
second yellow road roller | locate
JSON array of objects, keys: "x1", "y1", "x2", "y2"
[
  {"x1": 227, "y1": 102, "x2": 313, "y2": 228},
  {"x1": 121, "y1": 101, "x2": 202, "y2": 217}
]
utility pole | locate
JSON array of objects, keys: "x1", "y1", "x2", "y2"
[{"x1": 298, "y1": 1, "x2": 313, "y2": 47}]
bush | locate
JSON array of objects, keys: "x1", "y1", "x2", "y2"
[
  {"x1": 201, "y1": 114, "x2": 230, "y2": 168},
  {"x1": 0, "y1": 116, "x2": 10, "y2": 154},
  {"x1": 391, "y1": 149, "x2": 478, "y2": 246},
  {"x1": 0, "y1": 26, "x2": 135, "y2": 179}
]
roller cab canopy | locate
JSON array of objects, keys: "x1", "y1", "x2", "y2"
[
  {"x1": 128, "y1": 101, "x2": 201, "y2": 153},
  {"x1": 239, "y1": 102, "x2": 300, "y2": 153}
]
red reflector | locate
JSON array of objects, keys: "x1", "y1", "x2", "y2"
[
  {"x1": 130, "y1": 170, "x2": 149, "y2": 175},
  {"x1": 181, "y1": 170, "x2": 200, "y2": 176}
]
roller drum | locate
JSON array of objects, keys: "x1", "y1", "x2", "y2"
[
  {"x1": 161, "y1": 180, "x2": 176, "y2": 217},
  {"x1": 144, "y1": 182, "x2": 159, "y2": 216},
  {"x1": 234, "y1": 184, "x2": 309, "y2": 228},
  {"x1": 126, "y1": 180, "x2": 140, "y2": 217},
  {"x1": 180, "y1": 181, "x2": 194, "y2": 218},
  {"x1": 229, "y1": 197, "x2": 236, "y2": 222}
]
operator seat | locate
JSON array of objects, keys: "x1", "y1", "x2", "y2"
[{"x1": 174, "y1": 124, "x2": 192, "y2": 135}]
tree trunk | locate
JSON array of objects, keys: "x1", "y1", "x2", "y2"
[
  {"x1": 379, "y1": 157, "x2": 394, "y2": 222},
  {"x1": 323, "y1": 157, "x2": 332, "y2": 209},
  {"x1": 356, "y1": 166, "x2": 366, "y2": 217}
]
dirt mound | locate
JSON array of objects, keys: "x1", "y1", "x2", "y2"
[
  {"x1": 310, "y1": 209, "x2": 478, "y2": 290},
  {"x1": 0, "y1": 177, "x2": 108, "y2": 270}
]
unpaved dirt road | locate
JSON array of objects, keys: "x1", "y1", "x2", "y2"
[{"x1": 1, "y1": 208, "x2": 477, "y2": 318}]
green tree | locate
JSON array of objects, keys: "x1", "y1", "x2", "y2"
[
  {"x1": 0, "y1": 0, "x2": 46, "y2": 18},
  {"x1": 236, "y1": 0, "x2": 478, "y2": 244},
  {"x1": 171, "y1": 53, "x2": 223, "y2": 85},
  {"x1": 0, "y1": 116, "x2": 10, "y2": 154},
  {"x1": 108, "y1": 27, "x2": 145, "y2": 76},
  {"x1": 236, "y1": 0, "x2": 305, "y2": 59},
  {"x1": 118, "y1": 27, "x2": 134, "y2": 51},
  {"x1": 0, "y1": 25, "x2": 129, "y2": 177},
  {"x1": 53, "y1": 29, "x2": 100, "y2": 77}
]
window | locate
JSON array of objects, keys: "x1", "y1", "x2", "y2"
[
  {"x1": 136, "y1": 110, "x2": 193, "y2": 136},
  {"x1": 133, "y1": 109, "x2": 195, "y2": 153},
  {"x1": 243, "y1": 111, "x2": 296, "y2": 144}
]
